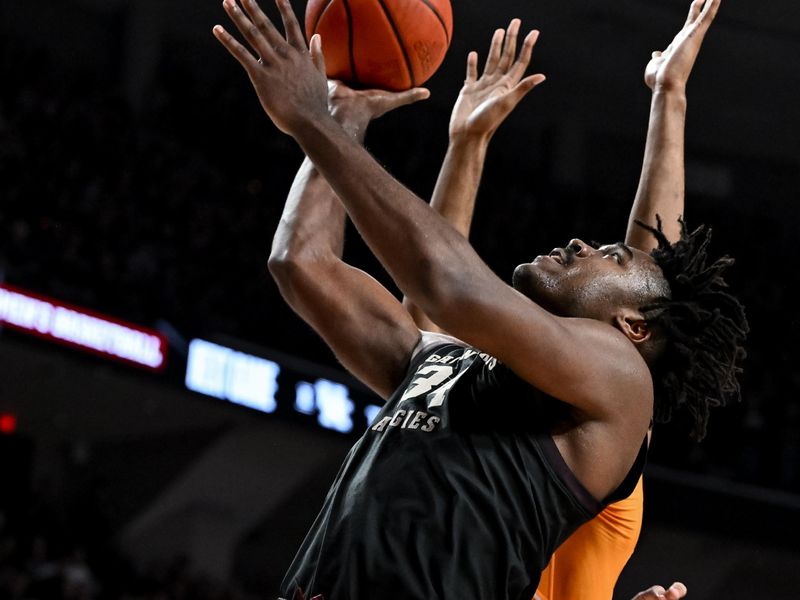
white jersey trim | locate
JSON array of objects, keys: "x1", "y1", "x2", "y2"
[{"x1": 410, "y1": 330, "x2": 468, "y2": 363}]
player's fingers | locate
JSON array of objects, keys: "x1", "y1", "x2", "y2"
[
  {"x1": 223, "y1": 0, "x2": 273, "y2": 60},
  {"x1": 633, "y1": 586, "x2": 667, "y2": 600},
  {"x1": 685, "y1": 0, "x2": 704, "y2": 27},
  {"x1": 212, "y1": 24, "x2": 260, "y2": 71},
  {"x1": 391, "y1": 87, "x2": 431, "y2": 107},
  {"x1": 497, "y1": 18, "x2": 521, "y2": 72},
  {"x1": 239, "y1": 0, "x2": 285, "y2": 50},
  {"x1": 652, "y1": 50, "x2": 663, "y2": 59},
  {"x1": 466, "y1": 51, "x2": 478, "y2": 82},
  {"x1": 686, "y1": 0, "x2": 719, "y2": 43},
  {"x1": 274, "y1": 0, "x2": 307, "y2": 48},
  {"x1": 309, "y1": 34, "x2": 326, "y2": 74},
  {"x1": 697, "y1": 0, "x2": 720, "y2": 27},
  {"x1": 664, "y1": 582, "x2": 688, "y2": 599},
  {"x1": 508, "y1": 73, "x2": 545, "y2": 103},
  {"x1": 508, "y1": 30, "x2": 539, "y2": 81},
  {"x1": 483, "y1": 28, "x2": 505, "y2": 75}
]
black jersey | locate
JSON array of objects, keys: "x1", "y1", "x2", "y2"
[{"x1": 280, "y1": 333, "x2": 646, "y2": 600}]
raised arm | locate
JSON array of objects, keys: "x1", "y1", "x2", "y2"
[
  {"x1": 267, "y1": 80, "x2": 428, "y2": 398},
  {"x1": 214, "y1": 0, "x2": 650, "y2": 419},
  {"x1": 627, "y1": 0, "x2": 720, "y2": 251},
  {"x1": 405, "y1": 19, "x2": 545, "y2": 331}
]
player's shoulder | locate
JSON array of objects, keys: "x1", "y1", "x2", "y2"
[{"x1": 556, "y1": 316, "x2": 654, "y2": 416}]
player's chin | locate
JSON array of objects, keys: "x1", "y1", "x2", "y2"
[
  {"x1": 512, "y1": 261, "x2": 546, "y2": 296},
  {"x1": 514, "y1": 257, "x2": 557, "y2": 284},
  {"x1": 513, "y1": 260, "x2": 567, "y2": 308}
]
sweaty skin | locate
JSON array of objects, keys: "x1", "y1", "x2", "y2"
[
  {"x1": 213, "y1": 0, "x2": 716, "y2": 597},
  {"x1": 544, "y1": 4, "x2": 716, "y2": 595},
  {"x1": 395, "y1": 26, "x2": 651, "y2": 599},
  {"x1": 400, "y1": 21, "x2": 650, "y2": 600},
  {"x1": 388, "y1": 2, "x2": 716, "y2": 598},
  {"x1": 215, "y1": 0, "x2": 652, "y2": 507},
  {"x1": 413, "y1": 3, "x2": 714, "y2": 598}
]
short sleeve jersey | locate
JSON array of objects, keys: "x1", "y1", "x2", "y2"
[{"x1": 281, "y1": 333, "x2": 646, "y2": 600}]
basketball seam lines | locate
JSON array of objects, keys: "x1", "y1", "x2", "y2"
[
  {"x1": 311, "y1": 0, "x2": 337, "y2": 39},
  {"x1": 416, "y1": 0, "x2": 450, "y2": 44},
  {"x1": 341, "y1": 0, "x2": 360, "y2": 84},
  {"x1": 375, "y1": 0, "x2": 416, "y2": 88}
]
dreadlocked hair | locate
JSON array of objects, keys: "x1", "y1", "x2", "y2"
[{"x1": 635, "y1": 216, "x2": 749, "y2": 441}]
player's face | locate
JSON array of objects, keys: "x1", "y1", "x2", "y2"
[{"x1": 512, "y1": 238, "x2": 664, "y2": 320}]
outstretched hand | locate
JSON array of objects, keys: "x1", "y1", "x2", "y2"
[
  {"x1": 327, "y1": 80, "x2": 430, "y2": 137},
  {"x1": 632, "y1": 582, "x2": 688, "y2": 600},
  {"x1": 213, "y1": 0, "x2": 330, "y2": 136},
  {"x1": 645, "y1": 0, "x2": 721, "y2": 93},
  {"x1": 449, "y1": 19, "x2": 546, "y2": 141}
]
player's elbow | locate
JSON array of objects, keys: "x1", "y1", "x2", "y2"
[
  {"x1": 268, "y1": 248, "x2": 333, "y2": 300},
  {"x1": 268, "y1": 249, "x2": 309, "y2": 293},
  {"x1": 268, "y1": 245, "x2": 291, "y2": 277}
]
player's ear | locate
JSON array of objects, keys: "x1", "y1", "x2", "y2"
[{"x1": 614, "y1": 308, "x2": 651, "y2": 345}]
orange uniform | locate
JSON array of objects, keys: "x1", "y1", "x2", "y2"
[{"x1": 535, "y1": 477, "x2": 644, "y2": 600}]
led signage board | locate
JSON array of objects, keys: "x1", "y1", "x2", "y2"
[{"x1": 0, "y1": 283, "x2": 167, "y2": 370}]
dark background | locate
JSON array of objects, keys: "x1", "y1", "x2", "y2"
[{"x1": 1, "y1": 0, "x2": 799, "y2": 598}]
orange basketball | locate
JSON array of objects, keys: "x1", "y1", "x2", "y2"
[{"x1": 305, "y1": 0, "x2": 453, "y2": 91}]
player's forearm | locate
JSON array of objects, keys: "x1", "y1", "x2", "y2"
[
  {"x1": 270, "y1": 111, "x2": 370, "y2": 266},
  {"x1": 269, "y1": 157, "x2": 347, "y2": 266},
  {"x1": 626, "y1": 90, "x2": 687, "y2": 252},
  {"x1": 430, "y1": 134, "x2": 489, "y2": 237},
  {"x1": 295, "y1": 115, "x2": 496, "y2": 321},
  {"x1": 403, "y1": 134, "x2": 489, "y2": 331}
]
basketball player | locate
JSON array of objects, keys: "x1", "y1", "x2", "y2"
[
  {"x1": 314, "y1": 5, "x2": 706, "y2": 597},
  {"x1": 404, "y1": 2, "x2": 721, "y2": 598},
  {"x1": 212, "y1": 0, "x2": 746, "y2": 598}
]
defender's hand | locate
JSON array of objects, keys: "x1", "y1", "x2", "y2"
[
  {"x1": 449, "y1": 19, "x2": 546, "y2": 142},
  {"x1": 632, "y1": 582, "x2": 688, "y2": 600},
  {"x1": 645, "y1": 0, "x2": 721, "y2": 94},
  {"x1": 213, "y1": 0, "x2": 330, "y2": 136},
  {"x1": 327, "y1": 80, "x2": 430, "y2": 137}
]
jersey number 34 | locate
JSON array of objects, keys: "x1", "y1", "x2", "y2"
[{"x1": 399, "y1": 365, "x2": 467, "y2": 408}]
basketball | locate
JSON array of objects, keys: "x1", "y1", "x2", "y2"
[{"x1": 305, "y1": 0, "x2": 453, "y2": 91}]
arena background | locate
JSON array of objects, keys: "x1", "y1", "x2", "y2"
[{"x1": 1, "y1": 0, "x2": 799, "y2": 598}]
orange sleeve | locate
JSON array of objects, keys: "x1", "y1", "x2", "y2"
[{"x1": 535, "y1": 476, "x2": 644, "y2": 600}]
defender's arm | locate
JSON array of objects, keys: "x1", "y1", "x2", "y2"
[
  {"x1": 627, "y1": 0, "x2": 720, "y2": 251},
  {"x1": 405, "y1": 20, "x2": 545, "y2": 331}
]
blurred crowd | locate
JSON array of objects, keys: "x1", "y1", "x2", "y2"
[
  {"x1": 0, "y1": 25, "x2": 798, "y2": 508},
  {"x1": 0, "y1": 492, "x2": 254, "y2": 600}
]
